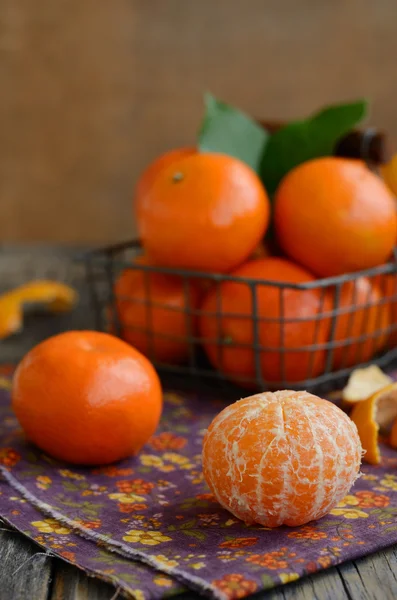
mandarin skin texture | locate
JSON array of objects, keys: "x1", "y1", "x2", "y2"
[
  {"x1": 136, "y1": 153, "x2": 270, "y2": 273},
  {"x1": 12, "y1": 331, "x2": 163, "y2": 465},
  {"x1": 203, "y1": 391, "x2": 362, "y2": 527},
  {"x1": 274, "y1": 157, "x2": 397, "y2": 277},
  {"x1": 199, "y1": 257, "x2": 331, "y2": 386}
]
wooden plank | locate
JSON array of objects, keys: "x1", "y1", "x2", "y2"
[
  {"x1": 0, "y1": 527, "x2": 52, "y2": 600},
  {"x1": 264, "y1": 568, "x2": 349, "y2": 600},
  {"x1": 0, "y1": 249, "x2": 94, "y2": 363},
  {"x1": 338, "y1": 547, "x2": 397, "y2": 600},
  {"x1": 49, "y1": 561, "x2": 118, "y2": 600}
]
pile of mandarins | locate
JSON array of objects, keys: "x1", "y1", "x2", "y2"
[{"x1": 115, "y1": 148, "x2": 397, "y2": 387}]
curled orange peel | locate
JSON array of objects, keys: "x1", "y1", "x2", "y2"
[
  {"x1": 350, "y1": 383, "x2": 397, "y2": 465},
  {"x1": 342, "y1": 365, "x2": 393, "y2": 407},
  {"x1": 0, "y1": 280, "x2": 78, "y2": 340}
]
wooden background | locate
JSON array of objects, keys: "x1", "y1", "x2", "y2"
[{"x1": 1, "y1": 0, "x2": 396, "y2": 244}]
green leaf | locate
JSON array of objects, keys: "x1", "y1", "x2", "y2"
[
  {"x1": 180, "y1": 519, "x2": 197, "y2": 530},
  {"x1": 181, "y1": 529, "x2": 207, "y2": 541},
  {"x1": 260, "y1": 99, "x2": 368, "y2": 195},
  {"x1": 117, "y1": 573, "x2": 142, "y2": 583},
  {"x1": 62, "y1": 482, "x2": 80, "y2": 492},
  {"x1": 198, "y1": 93, "x2": 269, "y2": 172},
  {"x1": 19, "y1": 468, "x2": 45, "y2": 477},
  {"x1": 384, "y1": 525, "x2": 397, "y2": 533},
  {"x1": 172, "y1": 425, "x2": 189, "y2": 434},
  {"x1": 261, "y1": 574, "x2": 275, "y2": 589},
  {"x1": 137, "y1": 467, "x2": 151, "y2": 474},
  {"x1": 161, "y1": 586, "x2": 186, "y2": 598}
]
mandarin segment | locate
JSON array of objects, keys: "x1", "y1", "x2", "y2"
[{"x1": 203, "y1": 391, "x2": 362, "y2": 527}]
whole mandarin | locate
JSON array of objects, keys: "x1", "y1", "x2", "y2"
[
  {"x1": 203, "y1": 391, "x2": 362, "y2": 527},
  {"x1": 136, "y1": 153, "x2": 270, "y2": 273},
  {"x1": 374, "y1": 272, "x2": 397, "y2": 347},
  {"x1": 330, "y1": 277, "x2": 390, "y2": 369},
  {"x1": 275, "y1": 157, "x2": 397, "y2": 277},
  {"x1": 12, "y1": 331, "x2": 162, "y2": 465},
  {"x1": 113, "y1": 256, "x2": 200, "y2": 363},
  {"x1": 199, "y1": 257, "x2": 331, "y2": 386}
]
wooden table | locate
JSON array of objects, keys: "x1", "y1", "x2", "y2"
[{"x1": 1, "y1": 246, "x2": 397, "y2": 600}]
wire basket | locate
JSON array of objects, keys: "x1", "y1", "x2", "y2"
[{"x1": 83, "y1": 240, "x2": 397, "y2": 393}]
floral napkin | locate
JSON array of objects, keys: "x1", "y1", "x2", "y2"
[{"x1": 1, "y1": 371, "x2": 397, "y2": 600}]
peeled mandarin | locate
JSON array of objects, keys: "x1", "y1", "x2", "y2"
[{"x1": 203, "y1": 391, "x2": 362, "y2": 527}]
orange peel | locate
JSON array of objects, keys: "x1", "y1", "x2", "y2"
[
  {"x1": 342, "y1": 365, "x2": 393, "y2": 408},
  {"x1": 0, "y1": 280, "x2": 78, "y2": 340},
  {"x1": 350, "y1": 382, "x2": 397, "y2": 464}
]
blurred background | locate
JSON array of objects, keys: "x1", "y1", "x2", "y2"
[{"x1": 1, "y1": 0, "x2": 396, "y2": 245}]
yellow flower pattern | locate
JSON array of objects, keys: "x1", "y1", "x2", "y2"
[
  {"x1": 279, "y1": 573, "x2": 299, "y2": 584},
  {"x1": 1, "y1": 373, "x2": 397, "y2": 600},
  {"x1": 123, "y1": 530, "x2": 172, "y2": 546},
  {"x1": 140, "y1": 455, "x2": 165, "y2": 468},
  {"x1": 380, "y1": 475, "x2": 397, "y2": 491},
  {"x1": 130, "y1": 591, "x2": 145, "y2": 600},
  {"x1": 59, "y1": 469, "x2": 86, "y2": 480},
  {"x1": 153, "y1": 576, "x2": 174, "y2": 587},
  {"x1": 330, "y1": 508, "x2": 369, "y2": 519},
  {"x1": 108, "y1": 493, "x2": 146, "y2": 504},
  {"x1": 32, "y1": 519, "x2": 71, "y2": 534},
  {"x1": 151, "y1": 554, "x2": 179, "y2": 568}
]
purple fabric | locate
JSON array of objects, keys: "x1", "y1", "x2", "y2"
[
  {"x1": 2, "y1": 380, "x2": 397, "y2": 600},
  {"x1": 0, "y1": 478, "x2": 183, "y2": 598}
]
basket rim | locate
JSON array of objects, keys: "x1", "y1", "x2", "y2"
[{"x1": 81, "y1": 239, "x2": 397, "y2": 291}]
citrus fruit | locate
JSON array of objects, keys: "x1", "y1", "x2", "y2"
[
  {"x1": 374, "y1": 272, "x2": 397, "y2": 346},
  {"x1": 381, "y1": 152, "x2": 397, "y2": 197},
  {"x1": 350, "y1": 383, "x2": 397, "y2": 464},
  {"x1": 199, "y1": 257, "x2": 331, "y2": 386},
  {"x1": 342, "y1": 365, "x2": 393, "y2": 407},
  {"x1": 135, "y1": 153, "x2": 270, "y2": 273},
  {"x1": 134, "y1": 147, "x2": 195, "y2": 202},
  {"x1": 0, "y1": 281, "x2": 77, "y2": 340},
  {"x1": 274, "y1": 157, "x2": 397, "y2": 277},
  {"x1": 203, "y1": 390, "x2": 362, "y2": 527},
  {"x1": 113, "y1": 257, "x2": 200, "y2": 363},
  {"x1": 330, "y1": 277, "x2": 390, "y2": 369},
  {"x1": 12, "y1": 331, "x2": 162, "y2": 465}
]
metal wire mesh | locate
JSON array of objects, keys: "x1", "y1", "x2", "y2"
[{"x1": 84, "y1": 240, "x2": 397, "y2": 393}]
